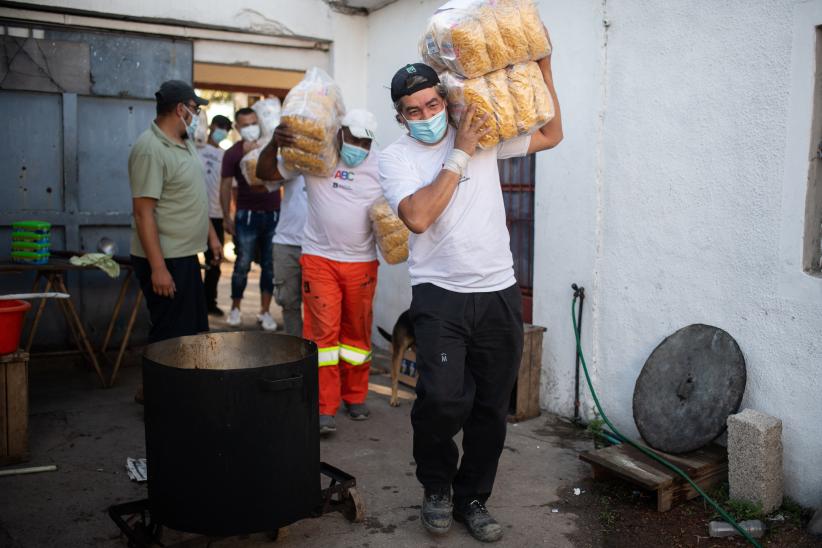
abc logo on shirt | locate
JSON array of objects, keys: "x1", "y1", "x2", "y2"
[
  {"x1": 332, "y1": 170, "x2": 354, "y2": 190},
  {"x1": 335, "y1": 170, "x2": 355, "y2": 181}
]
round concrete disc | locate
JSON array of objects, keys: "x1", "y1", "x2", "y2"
[{"x1": 632, "y1": 324, "x2": 746, "y2": 454}]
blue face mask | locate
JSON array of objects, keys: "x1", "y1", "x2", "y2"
[
  {"x1": 212, "y1": 128, "x2": 228, "y2": 143},
  {"x1": 340, "y1": 141, "x2": 369, "y2": 167},
  {"x1": 405, "y1": 108, "x2": 448, "y2": 144}
]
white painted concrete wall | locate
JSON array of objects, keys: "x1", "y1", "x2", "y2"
[{"x1": 536, "y1": 0, "x2": 821, "y2": 508}]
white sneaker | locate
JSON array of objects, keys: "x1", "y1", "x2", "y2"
[
  {"x1": 227, "y1": 308, "x2": 242, "y2": 327},
  {"x1": 257, "y1": 312, "x2": 278, "y2": 331}
]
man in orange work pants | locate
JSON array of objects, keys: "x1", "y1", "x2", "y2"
[
  {"x1": 301, "y1": 256, "x2": 378, "y2": 424},
  {"x1": 255, "y1": 108, "x2": 384, "y2": 435}
]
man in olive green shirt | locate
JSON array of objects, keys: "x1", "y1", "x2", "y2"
[{"x1": 129, "y1": 80, "x2": 222, "y2": 344}]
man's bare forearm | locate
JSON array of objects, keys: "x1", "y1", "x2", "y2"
[
  {"x1": 398, "y1": 169, "x2": 461, "y2": 234},
  {"x1": 256, "y1": 139, "x2": 284, "y2": 181},
  {"x1": 530, "y1": 56, "x2": 563, "y2": 152}
]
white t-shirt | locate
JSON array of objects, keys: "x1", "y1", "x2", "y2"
[
  {"x1": 272, "y1": 174, "x2": 307, "y2": 247},
  {"x1": 278, "y1": 148, "x2": 383, "y2": 262},
  {"x1": 198, "y1": 144, "x2": 224, "y2": 219},
  {"x1": 379, "y1": 127, "x2": 530, "y2": 293}
]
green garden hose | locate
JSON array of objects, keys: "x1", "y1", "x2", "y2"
[{"x1": 571, "y1": 296, "x2": 762, "y2": 547}]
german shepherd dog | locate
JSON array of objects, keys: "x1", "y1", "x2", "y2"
[{"x1": 376, "y1": 310, "x2": 415, "y2": 407}]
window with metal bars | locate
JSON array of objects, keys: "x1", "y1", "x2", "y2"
[{"x1": 499, "y1": 154, "x2": 536, "y2": 322}]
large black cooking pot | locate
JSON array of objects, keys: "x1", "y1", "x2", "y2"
[{"x1": 142, "y1": 332, "x2": 321, "y2": 536}]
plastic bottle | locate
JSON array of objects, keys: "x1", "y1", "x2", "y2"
[{"x1": 708, "y1": 520, "x2": 766, "y2": 538}]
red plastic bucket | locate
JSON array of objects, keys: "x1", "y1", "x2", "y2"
[{"x1": 0, "y1": 300, "x2": 31, "y2": 355}]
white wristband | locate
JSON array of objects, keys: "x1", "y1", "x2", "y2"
[{"x1": 443, "y1": 149, "x2": 471, "y2": 178}]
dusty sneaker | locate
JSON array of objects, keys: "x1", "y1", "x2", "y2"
[
  {"x1": 227, "y1": 308, "x2": 242, "y2": 327},
  {"x1": 345, "y1": 402, "x2": 370, "y2": 421},
  {"x1": 454, "y1": 499, "x2": 503, "y2": 543},
  {"x1": 319, "y1": 415, "x2": 336, "y2": 436},
  {"x1": 421, "y1": 489, "x2": 452, "y2": 535}
]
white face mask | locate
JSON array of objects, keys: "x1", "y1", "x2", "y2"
[
  {"x1": 180, "y1": 106, "x2": 199, "y2": 140},
  {"x1": 239, "y1": 124, "x2": 261, "y2": 142}
]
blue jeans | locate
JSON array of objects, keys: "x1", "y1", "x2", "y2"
[{"x1": 230, "y1": 209, "x2": 278, "y2": 300}]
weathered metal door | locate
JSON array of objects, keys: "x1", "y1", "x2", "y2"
[
  {"x1": 500, "y1": 154, "x2": 536, "y2": 322},
  {"x1": 0, "y1": 22, "x2": 193, "y2": 347}
]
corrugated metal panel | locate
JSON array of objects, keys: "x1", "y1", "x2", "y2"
[
  {"x1": 0, "y1": 91, "x2": 64, "y2": 212},
  {"x1": 48, "y1": 29, "x2": 193, "y2": 100},
  {"x1": 0, "y1": 22, "x2": 194, "y2": 349},
  {"x1": 77, "y1": 96, "x2": 155, "y2": 213}
]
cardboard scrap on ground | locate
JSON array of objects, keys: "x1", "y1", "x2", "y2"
[{"x1": 126, "y1": 458, "x2": 147, "y2": 482}]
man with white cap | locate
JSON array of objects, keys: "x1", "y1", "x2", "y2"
[{"x1": 256, "y1": 108, "x2": 383, "y2": 436}]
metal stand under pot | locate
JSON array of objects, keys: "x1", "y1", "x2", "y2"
[{"x1": 108, "y1": 332, "x2": 364, "y2": 547}]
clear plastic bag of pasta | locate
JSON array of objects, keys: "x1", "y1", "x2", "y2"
[
  {"x1": 281, "y1": 67, "x2": 345, "y2": 144},
  {"x1": 281, "y1": 141, "x2": 340, "y2": 178},
  {"x1": 441, "y1": 70, "x2": 501, "y2": 149},
  {"x1": 280, "y1": 67, "x2": 345, "y2": 176},
  {"x1": 240, "y1": 147, "x2": 266, "y2": 187},
  {"x1": 240, "y1": 146, "x2": 282, "y2": 193},
  {"x1": 505, "y1": 62, "x2": 554, "y2": 135},
  {"x1": 369, "y1": 198, "x2": 410, "y2": 265},
  {"x1": 442, "y1": 61, "x2": 554, "y2": 149},
  {"x1": 420, "y1": 0, "x2": 551, "y2": 79},
  {"x1": 424, "y1": 1, "x2": 493, "y2": 79}
]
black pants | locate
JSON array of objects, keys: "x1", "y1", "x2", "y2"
[
  {"x1": 132, "y1": 255, "x2": 209, "y2": 343},
  {"x1": 203, "y1": 218, "x2": 224, "y2": 308},
  {"x1": 409, "y1": 283, "x2": 523, "y2": 504}
]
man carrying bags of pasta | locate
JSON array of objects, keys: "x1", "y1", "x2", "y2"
[
  {"x1": 379, "y1": 0, "x2": 563, "y2": 542},
  {"x1": 255, "y1": 69, "x2": 384, "y2": 437}
]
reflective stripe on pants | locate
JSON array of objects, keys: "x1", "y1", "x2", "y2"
[
  {"x1": 318, "y1": 346, "x2": 340, "y2": 367},
  {"x1": 339, "y1": 343, "x2": 371, "y2": 366}
]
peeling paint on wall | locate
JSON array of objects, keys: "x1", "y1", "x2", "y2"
[{"x1": 233, "y1": 9, "x2": 295, "y2": 36}]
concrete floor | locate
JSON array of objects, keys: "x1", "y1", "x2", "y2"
[{"x1": 0, "y1": 260, "x2": 594, "y2": 548}]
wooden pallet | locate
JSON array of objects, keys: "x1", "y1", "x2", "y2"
[{"x1": 579, "y1": 442, "x2": 727, "y2": 512}]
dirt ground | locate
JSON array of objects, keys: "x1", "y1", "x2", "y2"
[
  {"x1": 562, "y1": 474, "x2": 818, "y2": 547},
  {"x1": 543, "y1": 420, "x2": 819, "y2": 548},
  {"x1": 1, "y1": 262, "x2": 819, "y2": 547}
]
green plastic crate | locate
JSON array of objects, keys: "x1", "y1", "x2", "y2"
[
  {"x1": 11, "y1": 250, "x2": 50, "y2": 265},
  {"x1": 11, "y1": 220, "x2": 51, "y2": 234}
]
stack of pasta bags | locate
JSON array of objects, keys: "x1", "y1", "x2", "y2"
[
  {"x1": 420, "y1": 0, "x2": 555, "y2": 148},
  {"x1": 280, "y1": 67, "x2": 346, "y2": 176}
]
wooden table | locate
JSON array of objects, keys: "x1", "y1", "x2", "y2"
[{"x1": 0, "y1": 257, "x2": 142, "y2": 387}]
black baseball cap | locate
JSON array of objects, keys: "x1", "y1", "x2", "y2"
[
  {"x1": 390, "y1": 63, "x2": 440, "y2": 103},
  {"x1": 210, "y1": 114, "x2": 232, "y2": 129},
  {"x1": 155, "y1": 80, "x2": 209, "y2": 107}
]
